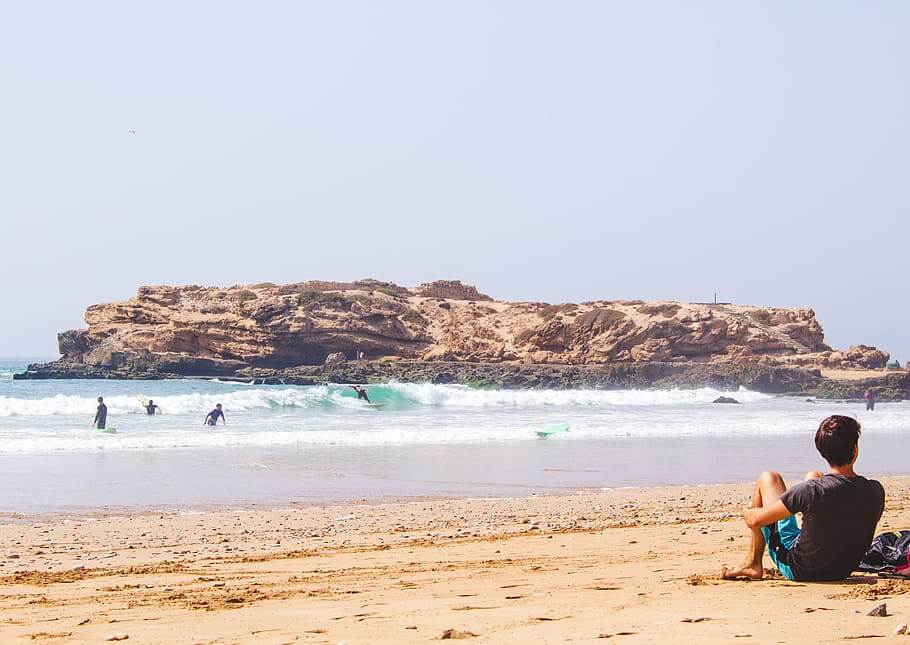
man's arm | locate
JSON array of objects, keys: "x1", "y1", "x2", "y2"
[
  {"x1": 93, "y1": 409, "x2": 100, "y2": 426},
  {"x1": 743, "y1": 500, "x2": 791, "y2": 529},
  {"x1": 220, "y1": 414, "x2": 226, "y2": 425}
]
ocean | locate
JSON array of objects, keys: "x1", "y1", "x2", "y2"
[{"x1": 1, "y1": 358, "x2": 906, "y2": 513}]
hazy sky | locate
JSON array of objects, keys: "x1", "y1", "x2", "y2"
[{"x1": 3, "y1": 2, "x2": 909, "y2": 359}]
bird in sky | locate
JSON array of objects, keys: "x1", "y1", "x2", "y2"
[{"x1": 129, "y1": 129, "x2": 136, "y2": 135}]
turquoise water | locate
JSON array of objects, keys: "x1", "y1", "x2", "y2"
[
  {"x1": 1, "y1": 366, "x2": 904, "y2": 453},
  {"x1": 1, "y1": 358, "x2": 906, "y2": 512}
]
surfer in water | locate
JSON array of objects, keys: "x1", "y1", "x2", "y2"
[
  {"x1": 351, "y1": 385, "x2": 371, "y2": 403},
  {"x1": 145, "y1": 399, "x2": 160, "y2": 415},
  {"x1": 864, "y1": 389, "x2": 877, "y2": 411},
  {"x1": 93, "y1": 396, "x2": 108, "y2": 430},
  {"x1": 204, "y1": 403, "x2": 225, "y2": 426}
]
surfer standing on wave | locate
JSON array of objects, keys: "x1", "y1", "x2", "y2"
[
  {"x1": 204, "y1": 403, "x2": 225, "y2": 427},
  {"x1": 351, "y1": 385, "x2": 371, "y2": 403}
]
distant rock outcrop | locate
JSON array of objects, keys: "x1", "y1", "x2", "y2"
[
  {"x1": 25, "y1": 279, "x2": 889, "y2": 379},
  {"x1": 780, "y1": 344, "x2": 890, "y2": 370},
  {"x1": 414, "y1": 280, "x2": 493, "y2": 301}
]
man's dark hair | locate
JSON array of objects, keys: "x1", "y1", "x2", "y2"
[{"x1": 815, "y1": 415, "x2": 861, "y2": 466}]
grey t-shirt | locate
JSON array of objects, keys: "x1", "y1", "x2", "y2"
[{"x1": 779, "y1": 474, "x2": 885, "y2": 581}]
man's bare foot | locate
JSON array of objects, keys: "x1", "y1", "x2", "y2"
[{"x1": 721, "y1": 564, "x2": 763, "y2": 580}]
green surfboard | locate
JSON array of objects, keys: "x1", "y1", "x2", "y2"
[{"x1": 536, "y1": 423, "x2": 569, "y2": 438}]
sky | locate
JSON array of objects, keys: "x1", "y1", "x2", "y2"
[{"x1": 2, "y1": 2, "x2": 909, "y2": 360}]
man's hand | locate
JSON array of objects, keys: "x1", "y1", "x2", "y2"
[
  {"x1": 743, "y1": 500, "x2": 791, "y2": 529},
  {"x1": 743, "y1": 508, "x2": 762, "y2": 528}
]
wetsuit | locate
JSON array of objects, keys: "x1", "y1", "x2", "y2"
[
  {"x1": 353, "y1": 387, "x2": 370, "y2": 403},
  {"x1": 94, "y1": 403, "x2": 108, "y2": 429},
  {"x1": 205, "y1": 408, "x2": 224, "y2": 426},
  {"x1": 146, "y1": 403, "x2": 158, "y2": 415}
]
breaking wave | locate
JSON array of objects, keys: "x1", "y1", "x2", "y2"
[{"x1": 0, "y1": 384, "x2": 769, "y2": 417}]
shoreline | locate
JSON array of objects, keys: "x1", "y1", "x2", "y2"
[
  {"x1": 0, "y1": 481, "x2": 756, "y2": 525},
  {"x1": 2, "y1": 469, "x2": 907, "y2": 523},
  {"x1": 8, "y1": 432, "x2": 910, "y2": 515},
  {"x1": 4, "y1": 478, "x2": 910, "y2": 643}
]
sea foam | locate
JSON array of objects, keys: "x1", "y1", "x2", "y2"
[{"x1": 0, "y1": 383, "x2": 768, "y2": 417}]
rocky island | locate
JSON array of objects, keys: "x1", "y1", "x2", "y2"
[{"x1": 15, "y1": 279, "x2": 908, "y2": 397}]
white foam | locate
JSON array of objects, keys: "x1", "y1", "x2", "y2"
[
  {"x1": 0, "y1": 384, "x2": 770, "y2": 417},
  {"x1": 0, "y1": 387, "x2": 332, "y2": 417},
  {"x1": 387, "y1": 383, "x2": 770, "y2": 407},
  {"x1": 2, "y1": 381, "x2": 903, "y2": 455}
]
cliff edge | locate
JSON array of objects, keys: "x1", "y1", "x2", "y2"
[{"x1": 22, "y1": 279, "x2": 888, "y2": 384}]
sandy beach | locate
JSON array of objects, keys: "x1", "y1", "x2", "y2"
[
  {"x1": 3, "y1": 477, "x2": 910, "y2": 644},
  {"x1": 6, "y1": 1, "x2": 909, "y2": 643}
]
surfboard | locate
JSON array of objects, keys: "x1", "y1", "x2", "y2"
[
  {"x1": 363, "y1": 403, "x2": 385, "y2": 410},
  {"x1": 536, "y1": 423, "x2": 569, "y2": 438},
  {"x1": 97, "y1": 428, "x2": 117, "y2": 434}
]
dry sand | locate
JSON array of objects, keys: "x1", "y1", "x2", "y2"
[
  {"x1": 821, "y1": 368, "x2": 898, "y2": 381},
  {"x1": 4, "y1": 478, "x2": 910, "y2": 644}
]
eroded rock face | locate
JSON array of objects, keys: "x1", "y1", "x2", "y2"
[
  {"x1": 780, "y1": 344, "x2": 891, "y2": 370},
  {"x1": 323, "y1": 352, "x2": 347, "y2": 367},
  {"x1": 57, "y1": 330, "x2": 92, "y2": 359},
  {"x1": 51, "y1": 280, "x2": 888, "y2": 374}
]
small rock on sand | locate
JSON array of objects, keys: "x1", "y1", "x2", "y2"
[
  {"x1": 440, "y1": 628, "x2": 478, "y2": 639},
  {"x1": 893, "y1": 623, "x2": 907, "y2": 635},
  {"x1": 868, "y1": 603, "x2": 888, "y2": 617},
  {"x1": 105, "y1": 634, "x2": 129, "y2": 641}
]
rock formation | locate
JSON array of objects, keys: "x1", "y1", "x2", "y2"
[{"x1": 20, "y1": 279, "x2": 890, "y2": 385}]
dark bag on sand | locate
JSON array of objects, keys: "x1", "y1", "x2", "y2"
[{"x1": 859, "y1": 530, "x2": 910, "y2": 574}]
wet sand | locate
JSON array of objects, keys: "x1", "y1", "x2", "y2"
[
  {"x1": 7, "y1": 431, "x2": 910, "y2": 512},
  {"x1": 4, "y1": 477, "x2": 910, "y2": 643}
]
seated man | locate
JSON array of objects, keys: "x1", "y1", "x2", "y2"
[{"x1": 722, "y1": 415, "x2": 884, "y2": 582}]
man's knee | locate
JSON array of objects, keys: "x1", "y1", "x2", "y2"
[
  {"x1": 759, "y1": 471, "x2": 784, "y2": 486},
  {"x1": 804, "y1": 470, "x2": 824, "y2": 481}
]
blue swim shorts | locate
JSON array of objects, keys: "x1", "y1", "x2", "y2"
[{"x1": 761, "y1": 515, "x2": 800, "y2": 580}]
